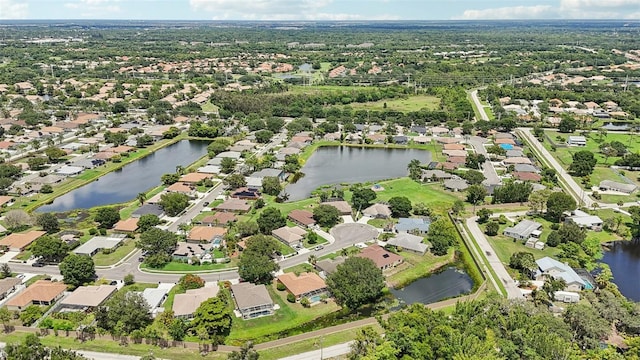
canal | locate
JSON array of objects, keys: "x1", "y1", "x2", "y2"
[
  {"x1": 285, "y1": 146, "x2": 431, "y2": 201},
  {"x1": 390, "y1": 267, "x2": 474, "y2": 305},
  {"x1": 601, "y1": 239, "x2": 640, "y2": 302},
  {"x1": 37, "y1": 140, "x2": 209, "y2": 212}
]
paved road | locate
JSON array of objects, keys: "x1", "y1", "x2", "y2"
[
  {"x1": 279, "y1": 341, "x2": 353, "y2": 360},
  {"x1": 467, "y1": 136, "x2": 501, "y2": 186},
  {"x1": 0, "y1": 342, "x2": 144, "y2": 360},
  {"x1": 465, "y1": 216, "x2": 523, "y2": 299},
  {"x1": 469, "y1": 89, "x2": 489, "y2": 121}
]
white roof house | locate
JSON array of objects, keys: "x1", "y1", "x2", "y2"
[
  {"x1": 73, "y1": 235, "x2": 126, "y2": 256},
  {"x1": 567, "y1": 136, "x2": 587, "y2": 146},
  {"x1": 536, "y1": 257, "x2": 587, "y2": 292},
  {"x1": 503, "y1": 220, "x2": 542, "y2": 241},
  {"x1": 387, "y1": 233, "x2": 429, "y2": 255},
  {"x1": 56, "y1": 165, "x2": 84, "y2": 176},
  {"x1": 565, "y1": 210, "x2": 603, "y2": 229}
]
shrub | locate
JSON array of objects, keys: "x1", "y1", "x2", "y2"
[
  {"x1": 287, "y1": 293, "x2": 296, "y2": 303},
  {"x1": 98, "y1": 228, "x2": 107, "y2": 236},
  {"x1": 300, "y1": 297, "x2": 310, "y2": 308},
  {"x1": 124, "y1": 274, "x2": 135, "y2": 285},
  {"x1": 550, "y1": 223, "x2": 560, "y2": 230},
  {"x1": 89, "y1": 228, "x2": 98, "y2": 235},
  {"x1": 277, "y1": 282, "x2": 286, "y2": 291}
]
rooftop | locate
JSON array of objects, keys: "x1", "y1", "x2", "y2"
[
  {"x1": 357, "y1": 245, "x2": 403, "y2": 269},
  {"x1": 73, "y1": 235, "x2": 125, "y2": 255},
  {"x1": 277, "y1": 272, "x2": 327, "y2": 297},
  {"x1": 231, "y1": 282, "x2": 273, "y2": 310},
  {"x1": 387, "y1": 233, "x2": 429, "y2": 254},
  {"x1": 60, "y1": 285, "x2": 117, "y2": 308},
  {"x1": 188, "y1": 226, "x2": 226, "y2": 242},
  {"x1": 173, "y1": 285, "x2": 219, "y2": 317},
  {"x1": 6, "y1": 280, "x2": 67, "y2": 308},
  {"x1": 0, "y1": 231, "x2": 46, "y2": 250}
]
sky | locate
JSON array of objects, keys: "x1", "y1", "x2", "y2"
[{"x1": 1, "y1": 0, "x2": 639, "y2": 21}]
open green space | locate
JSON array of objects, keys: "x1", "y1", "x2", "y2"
[
  {"x1": 287, "y1": 85, "x2": 382, "y2": 95},
  {"x1": 373, "y1": 178, "x2": 462, "y2": 213},
  {"x1": 227, "y1": 284, "x2": 340, "y2": 344},
  {"x1": 544, "y1": 130, "x2": 640, "y2": 166},
  {"x1": 386, "y1": 247, "x2": 455, "y2": 288},
  {"x1": 346, "y1": 95, "x2": 440, "y2": 113},
  {"x1": 141, "y1": 260, "x2": 236, "y2": 272},
  {"x1": 283, "y1": 263, "x2": 315, "y2": 274},
  {"x1": 92, "y1": 239, "x2": 137, "y2": 266}
]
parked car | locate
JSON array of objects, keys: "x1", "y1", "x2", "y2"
[
  {"x1": 314, "y1": 245, "x2": 324, "y2": 251},
  {"x1": 32, "y1": 262, "x2": 45, "y2": 267}
]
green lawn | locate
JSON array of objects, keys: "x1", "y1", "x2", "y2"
[
  {"x1": 303, "y1": 235, "x2": 328, "y2": 249},
  {"x1": 163, "y1": 284, "x2": 184, "y2": 311},
  {"x1": 92, "y1": 239, "x2": 137, "y2": 266},
  {"x1": 346, "y1": 95, "x2": 441, "y2": 113},
  {"x1": 227, "y1": 284, "x2": 340, "y2": 344},
  {"x1": 258, "y1": 325, "x2": 384, "y2": 360},
  {"x1": 117, "y1": 282, "x2": 158, "y2": 294},
  {"x1": 141, "y1": 261, "x2": 236, "y2": 272},
  {"x1": 374, "y1": 178, "x2": 462, "y2": 214},
  {"x1": 283, "y1": 263, "x2": 316, "y2": 274},
  {"x1": 277, "y1": 242, "x2": 296, "y2": 256},
  {"x1": 25, "y1": 274, "x2": 48, "y2": 287},
  {"x1": 544, "y1": 130, "x2": 640, "y2": 167},
  {"x1": 386, "y1": 248, "x2": 455, "y2": 288},
  {"x1": 201, "y1": 102, "x2": 219, "y2": 113}
]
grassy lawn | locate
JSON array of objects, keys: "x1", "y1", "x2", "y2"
[
  {"x1": 346, "y1": 95, "x2": 440, "y2": 113},
  {"x1": 303, "y1": 235, "x2": 328, "y2": 248},
  {"x1": 141, "y1": 261, "x2": 236, "y2": 272},
  {"x1": 599, "y1": 193, "x2": 635, "y2": 204},
  {"x1": 163, "y1": 284, "x2": 184, "y2": 311},
  {"x1": 287, "y1": 85, "x2": 382, "y2": 95},
  {"x1": 0, "y1": 332, "x2": 225, "y2": 360},
  {"x1": 318, "y1": 246, "x2": 359, "y2": 261},
  {"x1": 117, "y1": 282, "x2": 158, "y2": 294},
  {"x1": 201, "y1": 102, "x2": 219, "y2": 113},
  {"x1": 374, "y1": 178, "x2": 462, "y2": 214},
  {"x1": 25, "y1": 274, "x2": 48, "y2": 287},
  {"x1": 277, "y1": 242, "x2": 296, "y2": 256},
  {"x1": 283, "y1": 263, "x2": 316, "y2": 274},
  {"x1": 92, "y1": 239, "x2": 137, "y2": 266},
  {"x1": 227, "y1": 284, "x2": 340, "y2": 344},
  {"x1": 544, "y1": 130, "x2": 640, "y2": 167},
  {"x1": 386, "y1": 247, "x2": 455, "y2": 288},
  {"x1": 258, "y1": 325, "x2": 384, "y2": 360}
]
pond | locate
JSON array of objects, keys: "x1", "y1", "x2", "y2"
[
  {"x1": 390, "y1": 267, "x2": 474, "y2": 305},
  {"x1": 37, "y1": 140, "x2": 209, "y2": 212},
  {"x1": 285, "y1": 146, "x2": 431, "y2": 201},
  {"x1": 601, "y1": 239, "x2": 640, "y2": 301}
]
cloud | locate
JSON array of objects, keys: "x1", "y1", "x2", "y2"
[
  {"x1": 64, "y1": 0, "x2": 122, "y2": 16},
  {"x1": 455, "y1": 0, "x2": 640, "y2": 19},
  {"x1": 0, "y1": 0, "x2": 28, "y2": 19},
  {"x1": 189, "y1": 0, "x2": 394, "y2": 20}
]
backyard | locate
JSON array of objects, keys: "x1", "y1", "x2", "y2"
[
  {"x1": 386, "y1": 247, "x2": 455, "y2": 288},
  {"x1": 346, "y1": 95, "x2": 441, "y2": 113}
]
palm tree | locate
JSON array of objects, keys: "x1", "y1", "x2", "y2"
[
  {"x1": 175, "y1": 165, "x2": 185, "y2": 176},
  {"x1": 307, "y1": 255, "x2": 317, "y2": 266},
  {"x1": 137, "y1": 192, "x2": 146, "y2": 205}
]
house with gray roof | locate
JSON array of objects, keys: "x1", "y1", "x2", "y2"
[
  {"x1": 505, "y1": 149, "x2": 524, "y2": 158},
  {"x1": 132, "y1": 203, "x2": 164, "y2": 218},
  {"x1": 231, "y1": 283, "x2": 275, "y2": 320},
  {"x1": 503, "y1": 219, "x2": 542, "y2": 241},
  {"x1": 216, "y1": 151, "x2": 242, "y2": 160},
  {"x1": 315, "y1": 256, "x2": 346, "y2": 278},
  {"x1": 536, "y1": 257, "x2": 588, "y2": 292},
  {"x1": 251, "y1": 168, "x2": 286, "y2": 181},
  {"x1": 387, "y1": 233, "x2": 429, "y2": 255},
  {"x1": 73, "y1": 234, "x2": 126, "y2": 256},
  {"x1": 362, "y1": 203, "x2": 392, "y2": 218},
  {"x1": 421, "y1": 169, "x2": 452, "y2": 182},
  {"x1": 599, "y1": 180, "x2": 637, "y2": 194},
  {"x1": 513, "y1": 164, "x2": 539, "y2": 173},
  {"x1": 443, "y1": 178, "x2": 469, "y2": 192},
  {"x1": 395, "y1": 218, "x2": 431, "y2": 234}
]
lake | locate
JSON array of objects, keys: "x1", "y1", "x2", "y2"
[
  {"x1": 601, "y1": 239, "x2": 640, "y2": 302},
  {"x1": 285, "y1": 146, "x2": 431, "y2": 201},
  {"x1": 390, "y1": 267, "x2": 474, "y2": 305},
  {"x1": 37, "y1": 140, "x2": 209, "y2": 212}
]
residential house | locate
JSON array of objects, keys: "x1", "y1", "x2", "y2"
[
  {"x1": 201, "y1": 212, "x2": 237, "y2": 226},
  {"x1": 139, "y1": 287, "x2": 170, "y2": 313},
  {"x1": 73, "y1": 234, "x2": 125, "y2": 256},
  {"x1": 503, "y1": 220, "x2": 542, "y2": 241},
  {"x1": 132, "y1": 203, "x2": 164, "y2": 218},
  {"x1": 503, "y1": 157, "x2": 533, "y2": 165},
  {"x1": 567, "y1": 136, "x2": 587, "y2": 146},
  {"x1": 166, "y1": 182, "x2": 196, "y2": 197},
  {"x1": 0, "y1": 278, "x2": 21, "y2": 300},
  {"x1": 231, "y1": 187, "x2": 261, "y2": 200},
  {"x1": 514, "y1": 164, "x2": 539, "y2": 173},
  {"x1": 215, "y1": 198, "x2": 251, "y2": 213},
  {"x1": 272, "y1": 226, "x2": 307, "y2": 248},
  {"x1": 387, "y1": 233, "x2": 429, "y2": 255},
  {"x1": 421, "y1": 169, "x2": 452, "y2": 182},
  {"x1": 395, "y1": 218, "x2": 431, "y2": 234},
  {"x1": 56, "y1": 165, "x2": 84, "y2": 177},
  {"x1": 251, "y1": 168, "x2": 286, "y2": 182},
  {"x1": 288, "y1": 209, "x2": 316, "y2": 228},
  {"x1": 599, "y1": 180, "x2": 637, "y2": 194},
  {"x1": 6, "y1": 280, "x2": 67, "y2": 311},
  {"x1": 357, "y1": 245, "x2": 403, "y2": 271},
  {"x1": 506, "y1": 149, "x2": 524, "y2": 158},
  {"x1": 536, "y1": 257, "x2": 587, "y2": 292},
  {"x1": 443, "y1": 143, "x2": 465, "y2": 151},
  {"x1": 179, "y1": 172, "x2": 213, "y2": 184},
  {"x1": 362, "y1": 203, "x2": 392, "y2": 219},
  {"x1": 315, "y1": 257, "x2": 346, "y2": 279},
  {"x1": 443, "y1": 178, "x2": 469, "y2": 192},
  {"x1": 442, "y1": 149, "x2": 468, "y2": 158},
  {"x1": 0, "y1": 231, "x2": 46, "y2": 252},
  {"x1": 59, "y1": 285, "x2": 117, "y2": 310},
  {"x1": 231, "y1": 283, "x2": 275, "y2": 320},
  {"x1": 113, "y1": 218, "x2": 139, "y2": 233},
  {"x1": 565, "y1": 209, "x2": 603, "y2": 229},
  {"x1": 172, "y1": 242, "x2": 209, "y2": 261},
  {"x1": 187, "y1": 226, "x2": 226, "y2": 244},
  {"x1": 321, "y1": 201, "x2": 352, "y2": 215},
  {"x1": 173, "y1": 285, "x2": 220, "y2": 320},
  {"x1": 0, "y1": 196, "x2": 14, "y2": 208},
  {"x1": 277, "y1": 272, "x2": 329, "y2": 303},
  {"x1": 512, "y1": 172, "x2": 542, "y2": 182},
  {"x1": 392, "y1": 135, "x2": 408, "y2": 144}
]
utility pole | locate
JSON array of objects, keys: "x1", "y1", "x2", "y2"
[{"x1": 624, "y1": 75, "x2": 629, "y2": 92}]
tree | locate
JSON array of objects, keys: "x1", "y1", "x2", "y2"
[
  {"x1": 485, "y1": 221, "x2": 499, "y2": 236},
  {"x1": 136, "y1": 134, "x2": 154, "y2": 147},
  {"x1": 407, "y1": 159, "x2": 422, "y2": 181},
  {"x1": 451, "y1": 200, "x2": 465, "y2": 216},
  {"x1": 207, "y1": 138, "x2": 231, "y2": 157},
  {"x1": 0, "y1": 306, "x2": 11, "y2": 331},
  {"x1": 6, "y1": 333, "x2": 88, "y2": 359},
  {"x1": 161, "y1": 173, "x2": 180, "y2": 185},
  {"x1": 427, "y1": 217, "x2": 457, "y2": 256},
  {"x1": 326, "y1": 257, "x2": 385, "y2": 310},
  {"x1": 257, "y1": 207, "x2": 286, "y2": 234},
  {"x1": 557, "y1": 221, "x2": 586, "y2": 244},
  {"x1": 168, "y1": 318, "x2": 188, "y2": 341},
  {"x1": 509, "y1": 252, "x2": 537, "y2": 278},
  {"x1": 228, "y1": 341, "x2": 259, "y2": 360},
  {"x1": 94, "y1": 207, "x2": 120, "y2": 228},
  {"x1": 137, "y1": 214, "x2": 160, "y2": 232},
  {"x1": 311, "y1": 204, "x2": 341, "y2": 228},
  {"x1": 224, "y1": 173, "x2": 247, "y2": 189},
  {"x1": 31, "y1": 235, "x2": 69, "y2": 263},
  {"x1": 36, "y1": 213, "x2": 60, "y2": 233},
  {"x1": 476, "y1": 208, "x2": 493, "y2": 223},
  {"x1": 124, "y1": 274, "x2": 135, "y2": 286},
  {"x1": 462, "y1": 170, "x2": 485, "y2": 185},
  {"x1": 238, "y1": 251, "x2": 279, "y2": 284},
  {"x1": 254, "y1": 129, "x2": 274, "y2": 143},
  {"x1": 564, "y1": 303, "x2": 609, "y2": 350},
  {"x1": 159, "y1": 192, "x2": 190, "y2": 217},
  {"x1": 220, "y1": 157, "x2": 236, "y2": 173},
  {"x1": 27, "y1": 157, "x2": 47, "y2": 170},
  {"x1": 137, "y1": 192, "x2": 146, "y2": 205},
  {"x1": 60, "y1": 254, "x2": 96, "y2": 287},
  {"x1": 558, "y1": 117, "x2": 577, "y2": 133},
  {"x1": 569, "y1": 150, "x2": 597, "y2": 177},
  {"x1": 528, "y1": 189, "x2": 551, "y2": 214},
  {"x1": 465, "y1": 153, "x2": 486, "y2": 169},
  {"x1": 112, "y1": 101, "x2": 128, "y2": 114},
  {"x1": 190, "y1": 295, "x2": 233, "y2": 343},
  {"x1": 351, "y1": 187, "x2": 377, "y2": 211},
  {"x1": 546, "y1": 192, "x2": 576, "y2": 222},
  {"x1": 388, "y1": 196, "x2": 412, "y2": 218},
  {"x1": 179, "y1": 274, "x2": 205, "y2": 290},
  {"x1": 348, "y1": 326, "x2": 382, "y2": 360},
  {"x1": 5, "y1": 210, "x2": 32, "y2": 229},
  {"x1": 0, "y1": 263, "x2": 11, "y2": 279},
  {"x1": 261, "y1": 176, "x2": 282, "y2": 196},
  {"x1": 466, "y1": 184, "x2": 487, "y2": 208},
  {"x1": 97, "y1": 291, "x2": 152, "y2": 335},
  {"x1": 44, "y1": 147, "x2": 66, "y2": 162},
  {"x1": 137, "y1": 228, "x2": 177, "y2": 265}
]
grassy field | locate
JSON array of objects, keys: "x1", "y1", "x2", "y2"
[
  {"x1": 386, "y1": 248, "x2": 455, "y2": 288},
  {"x1": 283, "y1": 263, "x2": 315, "y2": 274},
  {"x1": 141, "y1": 260, "x2": 236, "y2": 272},
  {"x1": 544, "y1": 130, "x2": 640, "y2": 166},
  {"x1": 227, "y1": 284, "x2": 340, "y2": 343},
  {"x1": 92, "y1": 239, "x2": 137, "y2": 266},
  {"x1": 373, "y1": 178, "x2": 462, "y2": 214},
  {"x1": 346, "y1": 95, "x2": 441, "y2": 113},
  {"x1": 287, "y1": 85, "x2": 381, "y2": 95}
]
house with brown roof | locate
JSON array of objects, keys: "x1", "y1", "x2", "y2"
[
  {"x1": 321, "y1": 201, "x2": 352, "y2": 215},
  {"x1": 179, "y1": 172, "x2": 213, "y2": 184},
  {"x1": 0, "y1": 231, "x2": 46, "y2": 252},
  {"x1": 288, "y1": 209, "x2": 316, "y2": 228},
  {"x1": 166, "y1": 182, "x2": 196, "y2": 197},
  {"x1": 0, "y1": 196, "x2": 15, "y2": 207},
  {"x1": 201, "y1": 212, "x2": 237, "y2": 226},
  {"x1": 6, "y1": 280, "x2": 67, "y2": 311},
  {"x1": 272, "y1": 226, "x2": 307, "y2": 247},
  {"x1": 109, "y1": 145, "x2": 135, "y2": 153},
  {"x1": 231, "y1": 283, "x2": 275, "y2": 320},
  {"x1": 357, "y1": 245, "x2": 403, "y2": 271},
  {"x1": 113, "y1": 218, "x2": 139, "y2": 233},
  {"x1": 277, "y1": 272, "x2": 329, "y2": 303},
  {"x1": 187, "y1": 226, "x2": 226, "y2": 243},
  {"x1": 512, "y1": 172, "x2": 542, "y2": 182},
  {"x1": 443, "y1": 143, "x2": 465, "y2": 151},
  {"x1": 173, "y1": 285, "x2": 219, "y2": 319},
  {"x1": 59, "y1": 285, "x2": 117, "y2": 310},
  {"x1": 215, "y1": 198, "x2": 251, "y2": 213}
]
